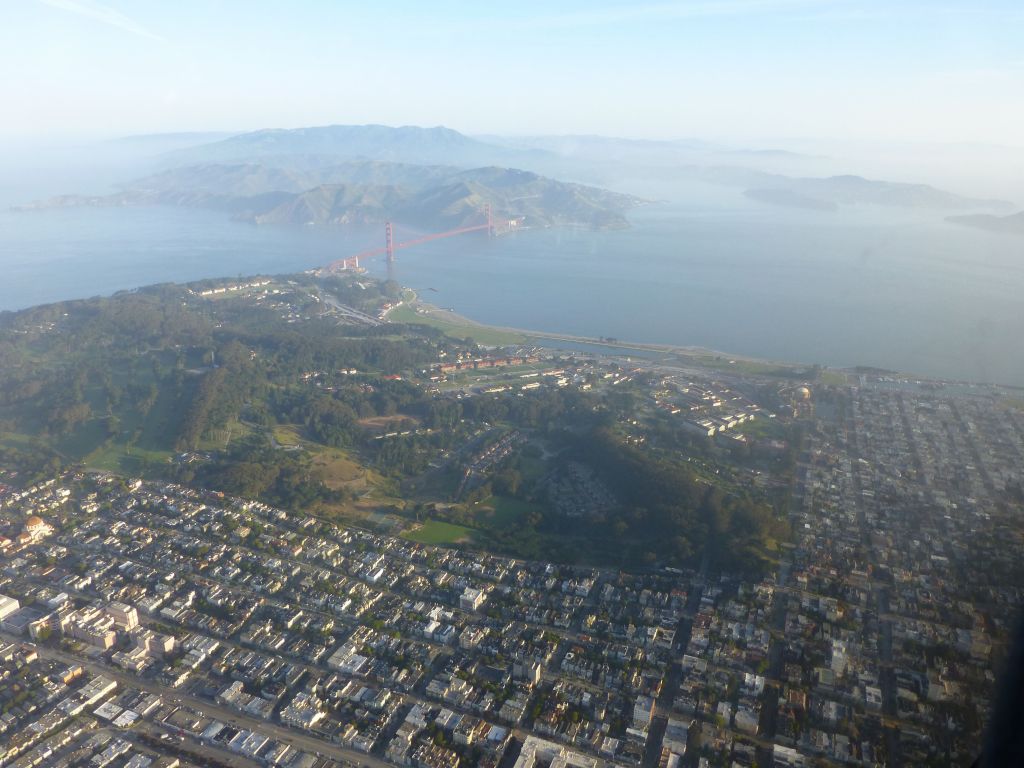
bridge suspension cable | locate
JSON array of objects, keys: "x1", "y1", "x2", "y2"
[{"x1": 320, "y1": 204, "x2": 505, "y2": 274}]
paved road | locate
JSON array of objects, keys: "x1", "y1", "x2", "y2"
[
  {"x1": 641, "y1": 564, "x2": 706, "y2": 768},
  {"x1": 0, "y1": 630, "x2": 386, "y2": 768},
  {"x1": 754, "y1": 559, "x2": 790, "y2": 768},
  {"x1": 133, "y1": 721, "x2": 263, "y2": 768},
  {"x1": 846, "y1": 390, "x2": 901, "y2": 768},
  {"x1": 320, "y1": 291, "x2": 382, "y2": 327}
]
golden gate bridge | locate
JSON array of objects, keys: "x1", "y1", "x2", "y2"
[{"x1": 320, "y1": 203, "x2": 515, "y2": 274}]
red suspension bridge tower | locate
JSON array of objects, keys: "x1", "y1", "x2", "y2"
[{"x1": 323, "y1": 203, "x2": 500, "y2": 274}]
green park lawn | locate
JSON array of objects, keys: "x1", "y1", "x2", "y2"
[
  {"x1": 402, "y1": 520, "x2": 479, "y2": 546},
  {"x1": 388, "y1": 303, "x2": 526, "y2": 347}
]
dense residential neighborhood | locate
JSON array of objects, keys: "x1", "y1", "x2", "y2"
[{"x1": 0, "y1": 367, "x2": 1021, "y2": 768}]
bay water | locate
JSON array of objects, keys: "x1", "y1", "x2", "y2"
[{"x1": 1, "y1": 182, "x2": 1022, "y2": 385}]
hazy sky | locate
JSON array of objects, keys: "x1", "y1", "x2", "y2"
[{"x1": 4, "y1": 0, "x2": 1024, "y2": 145}]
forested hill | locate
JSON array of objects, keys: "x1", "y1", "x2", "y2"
[
  {"x1": 18, "y1": 161, "x2": 644, "y2": 230},
  {"x1": 0, "y1": 273, "x2": 790, "y2": 572},
  {"x1": 0, "y1": 274, "x2": 451, "y2": 485}
]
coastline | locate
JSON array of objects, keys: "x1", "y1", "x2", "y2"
[
  {"x1": 399, "y1": 288, "x2": 825, "y2": 378},
  {"x1": 395, "y1": 290, "x2": 1023, "y2": 392}
]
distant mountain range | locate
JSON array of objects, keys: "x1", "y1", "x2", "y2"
[
  {"x1": 16, "y1": 124, "x2": 1015, "y2": 232},
  {"x1": 164, "y1": 124, "x2": 553, "y2": 169},
  {"x1": 741, "y1": 173, "x2": 1010, "y2": 212},
  {"x1": 947, "y1": 210, "x2": 1024, "y2": 235},
  {"x1": 17, "y1": 161, "x2": 644, "y2": 230}
]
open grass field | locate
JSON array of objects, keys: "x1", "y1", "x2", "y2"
[
  {"x1": 54, "y1": 417, "x2": 109, "y2": 459},
  {"x1": 402, "y1": 520, "x2": 479, "y2": 545},
  {"x1": 819, "y1": 370, "x2": 849, "y2": 386},
  {"x1": 272, "y1": 425, "x2": 304, "y2": 447},
  {"x1": 311, "y1": 447, "x2": 365, "y2": 489},
  {"x1": 396, "y1": 495, "x2": 546, "y2": 556},
  {"x1": 700, "y1": 358, "x2": 808, "y2": 377},
  {"x1": 357, "y1": 415, "x2": 421, "y2": 431},
  {"x1": 0, "y1": 432, "x2": 39, "y2": 450},
  {"x1": 388, "y1": 303, "x2": 527, "y2": 347},
  {"x1": 736, "y1": 416, "x2": 788, "y2": 441},
  {"x1": 3, "y1": 424, "x2": 174, "y2": 478},
  {"x1": 197, "y1": 419, "x2": 254, "y2": 452},
  {"x1": 85, "y1": 443, "x2": 173, "y2": 475}
]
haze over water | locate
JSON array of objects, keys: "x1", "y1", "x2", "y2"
[{"x1": 2, "y1": 176, "x2": 1022, "y2": 386}]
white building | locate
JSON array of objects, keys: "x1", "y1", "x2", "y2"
[
  {"x1": 279, "y1": 692, "x2": 326, "y2": 729},
  {"x1": 0, "y1": 595, "x2": 20, "y2": 621},
  {"x1": 129, "y1": 627, "x2": 176, "y2": 656},
  {"x1": 632, "y1": 695, "x2": 655, "y2": 730},
  {"x1": 106, "y1": 602, "x2": 139, "y2": 630},
  {"x1": 513, "y1": 735, "x2": 604, "y2": 768},
  {"x1": 460, "y1": 587, "x2": 487, "y2": 612}
]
